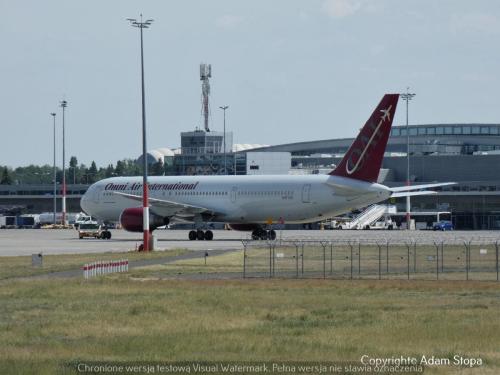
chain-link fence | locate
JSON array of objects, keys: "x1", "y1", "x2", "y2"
[{"x1": 242, "y1": 239, "x2": 500, "y2": 281}]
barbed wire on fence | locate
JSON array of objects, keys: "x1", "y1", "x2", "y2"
[{"x1": 241, "y1": 238, "x2": 500, "y2": 282}]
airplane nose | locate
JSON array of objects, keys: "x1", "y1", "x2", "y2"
[{"x1": 80, "y1": 187, "x2": 91, "y2": 214}]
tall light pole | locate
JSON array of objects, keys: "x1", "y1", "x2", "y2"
[
  {"x1": 60, "y1": 100, "x2": 68, "y2": 227},
  {"x1": 401, "y1": 88, "x2": 416, "y2": 229},
  {"x1": 128, "y1": 15, "x2": 153, "y2": 251},
  {"x1": 219, "y1": 105, "x2": 229, "y2": 175},
  {"x1": 51, "y1": 112, "x2": 57, "y2": 224}
]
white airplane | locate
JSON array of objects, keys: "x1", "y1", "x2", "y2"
[{"x1": 81, "y1": 94, "x2": 453, "y2": 241}]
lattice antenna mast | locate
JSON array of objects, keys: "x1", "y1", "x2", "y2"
[{"x1": 200, "y1": 63, "x2": 212, "y2": 132}]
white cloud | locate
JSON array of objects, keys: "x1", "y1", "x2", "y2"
[
  {"x1": 215, "y1": 14, "x2": 244, "y2": 29},
  {"x1": 322, "y1": 0, "x2": 361, "y2": 19}
]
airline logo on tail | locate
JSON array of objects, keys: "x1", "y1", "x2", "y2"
[
  {"x1": 330, "y1": 94, "x2": 399, "y2": 183},
  {"x1": 346, "y1": 105, "x2": 393, "y2": 175}
]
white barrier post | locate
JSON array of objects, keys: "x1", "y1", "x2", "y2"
[{"x1": 84, "y1": 259, "x2": 129, "y2": 278}]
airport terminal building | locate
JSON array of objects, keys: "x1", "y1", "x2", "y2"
[
  {"x1": 2, "y1": 123, "x2": 500, "y2": 229},
  {"x1": 255, "y1": 123, "x2": 500, "y2": 230}
]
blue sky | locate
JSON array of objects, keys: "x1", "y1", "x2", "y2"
[{"x1": 1, "y1": 0, "x2": 499, "y2": 167}]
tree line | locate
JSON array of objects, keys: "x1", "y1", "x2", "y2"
[{"x1": 0, "y1": 156, "x2": 167, "y2": 185}]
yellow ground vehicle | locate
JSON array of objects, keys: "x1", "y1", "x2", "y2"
[{"x1": 78, "y1": 223, "x2": 111, "y2": 239}]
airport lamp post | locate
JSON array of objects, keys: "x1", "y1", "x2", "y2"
[
  {"x1": 401, "y1": 89, "x2": 416, "y2": 230},
  {"x1": 128, "y1": 15, "x2": 153, "y2": 251},
  {"x1": 60, "y1": 100, "x2": 68, "y2": 227},
  {"x1": 219, "y1": 105, "x2": 229, "y2": 175},
  {"x1": 51, "y1": 112, "x2": 57, "y2": 225}
]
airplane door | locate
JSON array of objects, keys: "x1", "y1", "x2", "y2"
[
  {"x1": 301, "y1": 184, "x2": 311, "y2": 203},
  {"x1": 92, "y1": 186, "x2": 103, "y2": 204},
  {"x1": 231, "y1": 186, "x2": 238, "y2": 203}
]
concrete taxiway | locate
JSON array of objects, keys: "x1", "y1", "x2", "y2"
[{"x1": 1, "y1": 228, "x2": 500, "y2": 256}]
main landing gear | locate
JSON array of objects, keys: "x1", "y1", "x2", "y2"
[
  {"x1": 188, "y1": 229, "x2": 213, "y2": 241},
  {"x1": 251, "y1": 228, "x2": 276, "y2": 240}
]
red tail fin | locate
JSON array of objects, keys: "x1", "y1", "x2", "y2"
[{"x1": 330, "y1": 94, "x2": 399, "y2": 183}]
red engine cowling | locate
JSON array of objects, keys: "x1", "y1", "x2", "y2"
[
  {"x1": 119, "y1": 207, "x2": 168, "y2": 232},
  {"x1": 228, "y1": 223, "x2": 262, "y2": 231}
]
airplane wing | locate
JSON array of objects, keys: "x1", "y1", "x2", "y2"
[
  {"x1": 389, "y1": 182, "x2": 456, "y2": 192},
  {"x1": 111, "y1": 192, "x2": 213, "y2": 218}
]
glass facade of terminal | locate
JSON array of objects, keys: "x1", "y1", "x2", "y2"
[{"x1": 390, "y1": 124, "x2": 500, "y2": 137}]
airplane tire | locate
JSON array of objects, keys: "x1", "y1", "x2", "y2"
[
  {"x1": 251, "y1": 229, "x2": 260, "y2": 240},
  {"x1": 269, "y1": 230, "x2": 276, "y2": 240},
  {"x1": 205, "y1": 230, "x2": 213, "y2": 241},
  {"x1": 188, "y1": 230, "x2": 197, "y2": 241},
  {"x1": 106, "y1": 231, "x2": 112, "y2": 239},
  {"x1": 197, "y1": 230, "x2": 205, "y2": 240}
]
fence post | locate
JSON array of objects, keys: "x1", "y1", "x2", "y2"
[
  {"x1": 321, "y1": 241, "x2": 328, "y2": 279},
  {"x1": 269, "y1": 243, "x2": 272, "y2": 278},
  {"x1": 405, "y1": 241, "x2": 411, "y2": 280},
  {"x1": 349, "y1": 242, "x2": 353, "y2": 280},
  {"x1": 378, "y1": 243, "x2": 381, "y2": 280},
  {"x1": 436, "y1": 244, "x2": 439, "y2": 280},
  {"x1": 330, "y1": 242, "x2": 333, "y2": 276},
  {"x1": 467, "y1": 240, "x2": 470, "y2": 281},
  {"x1": 463, "y1": 240, "x2": 469, "y2": 281},
  {"x1": 301, "y1": 242, "x2": 304, "y2": 276},
  {"x1": 295, "y1": 242, "x2": 299, "y2": 278},
  {"x1": 413, "y1": 242, "x2": 417, "y2": 273},
  {"x1": 496, "y1": 240, "x2": 499, "y2": 282},
  {"x1": 433, "y1": 241, "x2": 440, "y2": 280},
  {"x1": 441, "y1": 242, "x2": 444, "y2": 273},
  {"x1": 386, "y1": 240, "x2": 389, "y2": 274},
  {"x1": 272, "y1": 242, "x2": 276, "y2": 277},
  {"x1": 358, "y1": 242, "x2": 361, "y2": 278},
  {"x1": 242, "y1": 240, "x2": 247, "y2": 279}
]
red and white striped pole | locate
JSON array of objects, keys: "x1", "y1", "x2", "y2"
[
  {"x1": 60, "y1": 100, "x2": 68, "y2": 227},
  {"x1": 128, "y1": 16, "x2": 153, "y2": 252},
  {"x1": 143, "y1": 180, "x2": 150, "y2": 251}
]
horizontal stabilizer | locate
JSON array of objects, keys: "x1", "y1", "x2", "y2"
[
  {"x1": 391, "y1": 191, "x2": 437, "y2": 198},
  {"x1": 390, "y1": 182, "x2": 456, "y2": 192}
]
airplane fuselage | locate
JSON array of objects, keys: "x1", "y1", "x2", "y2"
[{"x1": 81, "y1": 174, "x2": 391, "y2": 225}]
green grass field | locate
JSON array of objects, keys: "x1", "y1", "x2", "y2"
[{"x1": 1, "y1": 274, "x2": 499, "y2": 374}]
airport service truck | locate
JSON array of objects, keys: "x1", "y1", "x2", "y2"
[
  {"x1": 78, "y1": 223, "x2": 112, "y2": 239},
  {"x1": 17, "y1": 214, "x2": 40, "y2": 229},
  {"x1": 0, "y1": 216, "x2": 17, "y2": 229}
]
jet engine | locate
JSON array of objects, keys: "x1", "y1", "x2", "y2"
[{"x1": 119, "y1": 207, "x2": 168, "y2": 232}]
